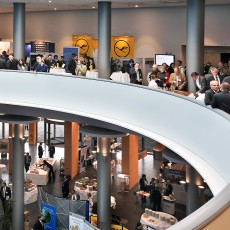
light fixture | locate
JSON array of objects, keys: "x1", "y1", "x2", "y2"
[
  {"x1": 92, "y1": 6, "x2": 95, "y2": 9},
  {"x1": 180, "y1": 180, "x2": 187, "y2": 192},
  {"x1": 198, "y1": 185, "x2": 205, "y2": 196},
  {"x1": 49, "y1": 0, "x2": 52, "y2": 3},
  {"x1": 135, "y1": 4, "x2": 139, "y2": 8},
  {"x1": 54, "y1": 8, "x2": 57, "y2": 10}
]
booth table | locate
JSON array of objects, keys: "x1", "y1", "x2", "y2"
[
  {"x1": 140, "y1": 211, "x2": 177, "y2": 230},
  {"x1": 162, "y1": 196, "x2": 176, "y2": 215},
  {"x1": 26, "y1": 158, "x2": 57, "y2": 185},
  {"x1": 0, "y1": 164, "x2": 7, "y2": 178},
  {"x1": 110, "y1": 72, "x2": 130, "y2": 83},
  {"x1": 24, "y1": 185, "x2": 38, "y2": 205},
  {"x1": 86, "y1": 70, "x2": 98, "y2": 78}
]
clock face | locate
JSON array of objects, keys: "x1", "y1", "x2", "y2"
[
  {"x1": 76, "y1": 38, "x2": 89, "y2": 55},
  {"x1": 114, "y1": 40, "x2": 130, "y2": 57}
]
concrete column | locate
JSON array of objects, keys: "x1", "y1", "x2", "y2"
[
  {"x1": 122, "y1": 134, "x2": 138, "y2": 190},
  {"x1": 2, "y1": 123, "x2": 5, "y2": 139},
  {"x1": 44, "y1": 120, "x2": 47, "y2": 144},
  {"x1": 13, "y1": 3, "x2": 25, "y2": 60},
  {"x1": 10, "y1": 124, "x2": 25, "y2": 230},
  {"x1": 98, "y1": 1, "x2": 111, "y2": 79},
  {"x1": 64, "y1": 122, "x2": 79, "y2": 179},
  {"x1": 186, "y1": 0, "x2": 205, "y2": 93},
  {"x1": 48, "y1": 123, "x2": 51, "y2": 147},
  {"x1": 97, "y1": 137, "x2": 111, "y2": 230},
  {"x1": 186, "y1": 164, "x2": 203, "y2": 215},
  {"x1": 8, "y1": 124, "x2": 13, "y2": 175}
]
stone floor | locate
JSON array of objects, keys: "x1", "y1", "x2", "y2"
[{"x1": 0, "y1": 121, "x2": 186, "y2": 230}]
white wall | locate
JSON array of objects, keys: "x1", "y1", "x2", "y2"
[{"x1": 0, "y1": 5, "x2": 229, "y2": 60}]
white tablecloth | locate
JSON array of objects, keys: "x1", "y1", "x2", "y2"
[
  {"x1": 110, "y1": 72, "x2": 130, "y2": 83},
  {"x1": 140, "y1": 212, "x2": 177, "y2": 230},
  {"x1": 25, "y1": 186, "x2": 38, "y2": 204},
  {"x1": 74, "y1": 186, "x2": 97, "y2": 201},
  {"x1": 86, "y1": 71, "x2": 98, "y2": 78},
  {"x1": 0, "y1": 164, "x2": 7, "y2": 177},
  {"x1": 26, "y1": 158, "x2": 57, "y2": 185},
  {"x1": 118, "y1": 174, "x2": 129, "y2": 185},
  {"x1": 162, "y1": 196, "x2": 176, "y2": 215}
]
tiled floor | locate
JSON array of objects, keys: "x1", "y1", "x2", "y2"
[{"x1": 0, "y1": 121, "x2": 186, "y2": 230}]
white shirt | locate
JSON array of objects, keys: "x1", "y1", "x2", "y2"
[
  {"x1": 196, "y1": 76, "x2": 201, "y2": 89},
  {"x1": 148, "y1": 80, "x2": 159, "y2": 89}
]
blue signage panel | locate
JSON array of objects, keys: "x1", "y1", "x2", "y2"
[{"x1": 41, "y1": 203, "x2": 56, "y2": 230}]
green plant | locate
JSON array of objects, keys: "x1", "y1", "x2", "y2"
[{"x1": 0, "y1": 198, "x2": 13, "y2": 229}]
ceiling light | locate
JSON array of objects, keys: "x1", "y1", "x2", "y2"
[
  {"x1": 135, "y1": 4, "x2": 139, "y2": 8},
  {"x1": 49, "y1": 0, "x2": 52, "y2": 2},
  {"x1": 92, "y1": 6, "x2": 95, "y2": 9},
  {"x1": 54, "y1": 8, "x2": 57, "y2": 10}
]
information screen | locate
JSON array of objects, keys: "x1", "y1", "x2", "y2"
[{"x1": 155, "y1": 54, "x2": 175, "y2": 66}]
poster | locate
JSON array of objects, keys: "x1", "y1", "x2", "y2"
[
  {"x1": 63, "y1": 47, "x2": 80, "y2": 68},
  {"x1": 69, "y1": 213, "x2": 85, "y2": 230},
  {"x1": 41, "y1": 203, "x2": 56, "y2": 230},
  {"x1": 72, "y1": 35, "x2": 93, "y2": 57}
]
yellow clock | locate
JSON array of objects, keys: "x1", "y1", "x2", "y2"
[
  {"x1": 114, "y1": 40, "x2": 130, "y2": 57},
  {"x1": 75, "y1": 38, "x2": 89, "y2": 55}
]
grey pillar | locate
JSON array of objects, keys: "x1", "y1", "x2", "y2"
[
  {"x1": 48, "y1": 123, "x2": 51, "y2": 147},
  {"x1": 53, "y1": 124, "x2": 56, "y2": 139},
  {"x1": 186, "y1": 164, "x2": 203, "y2": 215},
  {"x1": 97, "y1": 137, "x2": 111, "y2": 230},
  {"x1": 44, "y1": 120, "x2": 47, "y2": 144},
  {"x1": 2, "y1": 123, "x2": 5, "y2": 139},
  {"x1": 13, "y1": 3, "x2": 25, "y2": 60},
  {"x1": 98, "y1": 1, "x2": 111, "y2": 79},
  {"x1": 11, "y1": 124, "x2": 25, "y2": 230},
  {"x1": 186, "y1": 0, "x2": 205, "y2": 93},
  {"x1": 141, "y1": 137, "x2": 145, "y2": 151}
]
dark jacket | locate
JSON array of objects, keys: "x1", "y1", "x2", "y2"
[
  {"x1": 33, "y1": 220, "x2": 44, "y2": 230},
  {"x1": 68, "y1": 59, "x2": 77, "y2": 75},
  {"x1": 204, "y1": 89, "x2": 218, "y2": 105},
  {"x1": 0, "y1": 186, "x2": 11, "y2": 199},
  {"x1": 6, "y1": 59, "x2": 18, "y2": 70},
  {"x1": 211, "y1": 91, "x2": 230, "y2": 114},
  {"x1": 62, "y1": 179, "x2": 70, "y2": 196}
]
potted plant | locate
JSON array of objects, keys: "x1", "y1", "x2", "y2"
[{"x1": 0, "y1": 198, "x2": 13, "y2": 230}]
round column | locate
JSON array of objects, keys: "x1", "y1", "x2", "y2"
[
  {"x1": 186, "y1": 164, "x2": 203, "y2": 215},
  {"x1": 97, "y1": 137, "x2": 111, "y2": 230},
  {"x1": 0, "y1": 115, "x2": 39, "y2": 230},
  {"x1": 13, "y1": 3, "x2": 25, "y2": 60},
  {"x1": 186, "y1": 0, "x2": 205, "y2": 93},
  {"x1": 98, "y1": 1, "x2": 111, "y2": 79},
  {"x1": 80, "y1": 125, "x2": 126, "y2": 230},
  {"x1": 11, "y1": 124, "x2": 24, "y2": 230}
]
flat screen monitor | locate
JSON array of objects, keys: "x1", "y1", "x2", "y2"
[{"x1": 155, "y1": 54, "x2": 175, "y2": 66}]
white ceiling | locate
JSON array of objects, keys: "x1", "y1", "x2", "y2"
[{"x1": 0, "y1": 0, "x2": 229, "y2": 13}]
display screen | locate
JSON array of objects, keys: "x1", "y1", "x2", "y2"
[{"x1": 155, "y1": 54, "x2": 175, "y2": 66}]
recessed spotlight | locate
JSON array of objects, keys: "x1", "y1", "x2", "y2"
[
  {"x1": 49, "y1": 0, "x2": 52, "y2": 2},
  {"x1": 92, "y1": 6, "x2": 95, "y2": 9},
  {"x1": 54, "y1": 8, "x2": 57, "y2": 10},
  {"x1": 135, "y1": 4, "x2": 139, "y2": 8}
]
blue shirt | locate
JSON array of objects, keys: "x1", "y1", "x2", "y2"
[{"x1": 36, "y1": 63, "x2": 48, "y2": 72}]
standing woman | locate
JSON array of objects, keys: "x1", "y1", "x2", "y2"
[{"x1": 17, "y1": 59, "x2": 28, "y2": 71}]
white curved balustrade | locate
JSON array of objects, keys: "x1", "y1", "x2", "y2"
[{"x1": 0, "y1": 70, "x2": 230, "y2": 229}]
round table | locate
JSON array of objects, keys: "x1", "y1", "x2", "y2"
[
  {"x1": 140, "y1": 211, "x2": 177, "y2": 230},
  {"x1": 24, "y1": 186, "x2": 38, "y2": 204},
  {"x1": 110, "y1": 72, "x2": 130, "y2": 83},
  {"x1": 86, "y1": 70, "x2": 98, "y2": 78}
]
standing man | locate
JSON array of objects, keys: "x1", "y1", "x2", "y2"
[
  {"x1": 0, "y1": 182, "x2": 11, "y2": 213},
  {"x1": 169, "y1": 67, "x2": 187, "y2": 91},
  {"x1": 204, "y1": 80, "x2": 219, "y2": 105},
  {"x1": 62, "y1": 175, "x2": 71, "y2": 198},
  {"x1": 212, "y1": 82, "x2": 230, "y2": 114},
  {"x1": 6, "y1": 53, "x2": 18, "y2": 70},
  {"x1": 24, "y1": 152, "x2": 32, "y2": 172},
  {"x1": 206, "y1": 67, "x2": 224, "y2": 90},
  {"x1": 33, "y1": 215, "x2": 44, "y2": 230},
  {"x1": 43, "y1": 160, "x2": 55, "y2": 181},
  {"x1": 68, "y1": 53, "x2": 78, "y2": 75},
  {"x1": 49, "y1": 143, "x2": 55, "y2": 158},
  {"x1": 191, "y1": 72, "x2": 207, "y2": 95},
  {"x1": 38, "y1": 143, "x2": 44, "y2": 158}
]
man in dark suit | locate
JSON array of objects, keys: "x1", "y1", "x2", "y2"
[
  {"x1": 68, "y1": 53, "x2": 78, "y2": 75},
  {"x1": 0, "y1": 182, "x2": 11, "y2": 213},
  {"x1": 62, "y1": 175, "x2": 71, "y2": 198},
  {"x1": 212, "y1": 82, "x2": 230, "y2": 114},
  {"x1": 191, "y1": 72, "x2": 207, "y2": 94},
  {"x1": 43, "y1": 160, "x2": 55, "y2": 181},
  {"x1": 204, "y1": 80, "x2": 219, "y2": 105},
  {"x1": 24, "y1": 152, "x2": 32, "y2": 172},
  {"x1": 49, "y1": 143, "x2": 55, "y2": 158},
  {"x1": 6, "y1": 53, "x2": 18, "y2": 70},
  {"x1": 45, "y1": 54, "x2": 55, "y2": 71},
  {"x1": 33, "y1": 215, "x2": 44, "y2": 230},
  {"x1": 206, "y1": 67, "x2": 224, "y2": 90},
  {"x1": 38, "y1": 143, "x2": 44, "y2": 158}
]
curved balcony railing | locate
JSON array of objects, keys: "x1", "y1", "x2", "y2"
[{"x1": 0, "y1": 69, "x2": 230, "y2": 229}]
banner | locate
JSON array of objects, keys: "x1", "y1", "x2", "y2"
[
  {"x1": 69, "y1": 213, "x2": 85, "y2": 230},
  {"x1": 111, "y1": 36, "x2": 134, "y2": 58},
  {"x1": 41, "y1": 203, "x2": 56, "y2": 230},
  {"x1": 72, "y1": 35, "x2": 93, "y2": 57}
]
